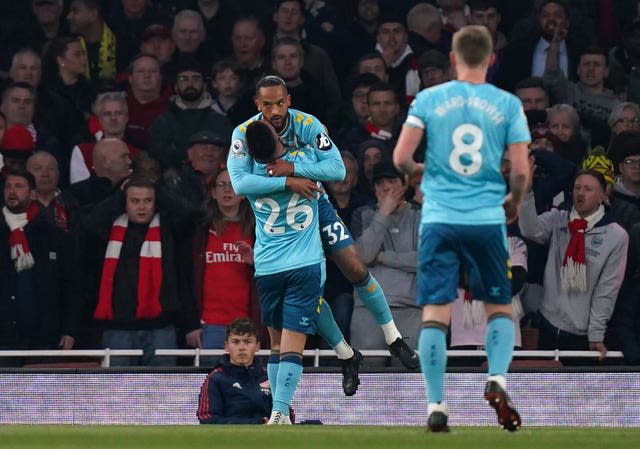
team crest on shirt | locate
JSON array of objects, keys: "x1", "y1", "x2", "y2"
[
  {"x1": 231, "y1": 139, "x2": 246, "y2": 158},
  {"x1": 316, "y1": 132, "x2": 332, "y2": 150}
]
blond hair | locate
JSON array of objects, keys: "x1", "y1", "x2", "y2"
[{"x1": 452, "y1": 25, "x2": 493, "y2": 68}]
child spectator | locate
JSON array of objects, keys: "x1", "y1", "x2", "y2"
[{"x1": 197, "y1": 318, "x2": 272, "y2": 424}]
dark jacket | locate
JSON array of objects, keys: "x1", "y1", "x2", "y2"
[
  {"x1": 0, "y1": 209, "x2": 80, "y2": 348},
  {"x1": 79, "y1": 188, "x2": 200, "y2": 332},
  {"x1": 197, "y1": 355, "x2": 271, "y2": 424}
]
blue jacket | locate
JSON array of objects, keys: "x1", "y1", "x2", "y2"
[{"x1": 197, "y1": 356, "x2": 271, "y2": 424}]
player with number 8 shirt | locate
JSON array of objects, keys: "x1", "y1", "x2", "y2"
[{"x1": 393, "y1": 25, "x2": 531, "y2": 432}]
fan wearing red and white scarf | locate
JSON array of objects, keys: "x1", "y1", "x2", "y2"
[
  {"x1": 94, "y1": 213, "x2": 163, "y2": 320},
  {"x1": 561, "y1": 204, "x2": 605, "y2": 293},
  {"x1": 2, "y1": 202, "x2": 40, "y2": 272}
]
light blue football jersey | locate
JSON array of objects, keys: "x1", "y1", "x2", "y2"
[
  {"x1": 227, "y1": 109, "x2": 345, "y2": 276},
  {"x1": 406, "y1": 80, "x2": 531, "y2": 225}
]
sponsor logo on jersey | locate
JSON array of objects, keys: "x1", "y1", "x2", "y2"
[{"x1": 316, "y1": 133, "x2": 332, "y2": 151}]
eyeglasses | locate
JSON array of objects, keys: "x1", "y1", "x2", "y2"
[
  {"x1": 615, "y1": 117, "x2": 640, "y2": 126},
  {"x1": 623, "y1": 158, "x2": 640, "y2": 168},
  {"x1": 176, "y1": 74, "x2": 203, "y2": 84},
  {"x1": 215, "y1": 181, "x2": 233, "y2": 190}
]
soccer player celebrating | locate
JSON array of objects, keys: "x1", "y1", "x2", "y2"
[
  {"x1": 393, "y1": 26, "x2": 531, "y2": 432},
  {"x1": 246, "y1": 75, "x2": 420, "y2": 377},
  {"x1": 228, "y1": 117, "x2": 339, "y2": 424}
]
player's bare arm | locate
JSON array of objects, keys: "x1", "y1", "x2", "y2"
[{"x1": 393, "y1": 124, "x2": 425, "y2": 177}]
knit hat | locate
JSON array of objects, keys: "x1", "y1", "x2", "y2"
[
  {"x1": 608, "y1": 130, "x2": 640, "y2": 167},
  {"x1": 582, "y1": 146, "x2": 615, "y2": 185},
  {"x1": 0, "y1": 125, "x2": 35, "y2": 159}
]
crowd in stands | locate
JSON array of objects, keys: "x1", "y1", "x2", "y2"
[{"x1": 1, "y1": 0, "x2": 640, "y2": 368}]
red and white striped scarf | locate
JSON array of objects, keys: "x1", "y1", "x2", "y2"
[
  {"x1": 94, "y1": 213, "x2": 163, "y2": 320},
  {"x1": 2, "y1": 202, "x2": 39, "y2": 272}
]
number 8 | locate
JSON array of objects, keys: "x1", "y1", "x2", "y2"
[{"x1": 449, "y1": 124, "x2": 483, "y2": 175}]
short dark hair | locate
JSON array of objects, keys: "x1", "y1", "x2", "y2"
[
  {"x1": 1, "y1": 81, "x2": 36, "y2": 104},
  {"x1": 5, "y1": 167, "x2": 36, "y2": 189},
  {"x1": 245, "y1": 120, "x2": 278, "y2": 164},
  {"x1": 537, "y1": 0, "x2": 569, "y2": 18},
  {"x1": 124, "y1": 175, "x2": 156, "y2": 194},
  {"x1": 226, "y1": 318, "x2": 259, "y2": 341},
  {"x1": 367, "y1": 81, "x2": 397, "y2": 103},
  {"x1": 575, "y1": 169, "x2": 607, "y2": 192},
  {"x1": 468, "y1": 0, "x2": 500, "y2": 12},
  {"x1": 72, "y1": 0, "x2": 102, "y2": 14},
  {"x1": 256, "y1": 74, "x2": 287, "y2": 92},
  {"x1": 578, "y1": 46, "x2": 608, "y2": 65},
  {"x1": 514, "y1": 76, "x2": 547, "y2": 94}
]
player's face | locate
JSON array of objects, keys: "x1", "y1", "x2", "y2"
[
  {"x1": 212, "y1": 170, "x2": 244, "y2": 211},
  {"x1": 125, "y1": 186, "x2": 156, "y2": 224},
  {"x1": 577, "y1": 54, "x2": 607, "y2": 89},
  {"x1": 225, "y1": 332, "x2": 259, "y2": 367},
  {"x1": 255, "y1": 85, "x2": 291, "y2": 132},
  {"x1": 548, "y1": 111, "x2": 575, "y2": 143},
  {"x1": 572, "y1": 174, "x2": 605, "y2": 217}
]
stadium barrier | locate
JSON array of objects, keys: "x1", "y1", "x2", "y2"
[{"x1": 0, "y1": 348, "x2": 624, "y2": 367}]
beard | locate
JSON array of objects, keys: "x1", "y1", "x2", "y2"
[{"x1": 179, "y1": 86, "x2": 203, "y2": 102}]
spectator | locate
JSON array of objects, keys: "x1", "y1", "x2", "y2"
[
  {"x1": 607, "y1": 131, "x2": 640, "y2": 232},
  {"x1": 149, "y1": 57, "x2": 232, "y2": 171},
  {"x1": 437, "y1": 0, "x2": 470, "y2": 33},
  {"x1": 271, "y1": 0, "x2": 342, "y2": 131},
  {"x1": 41, "y1": 35, "x2": 95, "y2": 153},
  {"x1": 192, "y1": 0, "x2": 237, "y2": 59},
  {"x1": 230, "y1": 15, "x2": 268, "y2": 90},
  {"x1": 190, "y1": 169, "x2": 257, "y2": 351},
  {"x1": 0, "y1": 125, "x2": 36, "y2": 172},
  {"x1": 547, "y1": 103, "x2": 587, "y2": 165},
  {"x1": 197, "y1": 318, "x2": 271, "y2": 424},
  {"x1": 354, "y1": 138, "x2": 391, "y2": 201},
  {"x1": 69, "y1": 91, "x2": 141, "y2": 184},
  {"x1": 350, "y1": 160, "x2": 421, "y2": 366},
  {"x1": 375, "y1": 14, "x2": 418, "y2": 103},
  {"x1": 417, "y1": 49, "x2": 451, "y2": 89},
  {"x1": 406, "y1": 2, "x2": 448, "y2": 59},
  {"x1": 26, "y1": 151, "x2": 76, "y2": 232},
  {"x1": 82, "y1": 175, "x2": 200, "y2": 366},
  {"x1": 515, "y1": 77, "x2": 550, "y2": 113},
  {"x1": 0, "y1": 168, "x2": 78, "y2": 366},
  {"x1": 270, "y1": 37, "x2": 325, "y2": 124},
  {"x1": 337, "y1": 72, "x2": 380, "y2": 142},
  {"x1": 342, "y1": 0, "x2": 381, "y2": 69},
  {"x1": 544, "y1": 45, "x2": 620, "y2": 147},
  {"x1": 106, "y1": 0, "x2": 160, "y2": 71},
  {"x1": 497, "y1": 0, "x2": 582, "y2": 92},
  {"x1": 165, "y1": 129, "x2": 229, "y2": 214},
  {"x1": 519, "y1": 169, "x2": 628, "y2": 361},
  {"x1": 608, "y1": 102, "x2": 640, "y2": 139},
  {"x1": 468, "y1": 0, "x2": 506, "y2": 51},
  {"x1": 172, "y1": 9, "x2": 214, "y2": 72},
  {"x1": 27, "y1": 0, "x2": 67, "y2": 55},
  {"x1": 210, "y1": 58, "x2": 252, "y2": 127},
  {"x1": 0, "y1": 83, "x2": 38, "y2": 141},
  {"x1": 355, "y1": 52, "x2": 389, "y2": 83},
  {"x1": 66, "y1": 0, "x2": 118, "y2": 82},
  {"x1": 125, "y1": 54, "x2": 171, "y2": 151},
  {"x1": 607, "y1": 18, "x2": 640, "y2": 101},
  {"x1": 65, "y1": 138, "x2": 132, "y2": 215},
  {"x1": 341, "y1": 81, "x2": 403, "y2": 157},
  {"x1": 139, "y1": 23, "x2": 177, "y2": 83}
]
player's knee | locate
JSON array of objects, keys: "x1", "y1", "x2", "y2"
[{"x1": 331, "y1": 247, "x2": 367, "y2": 283}]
